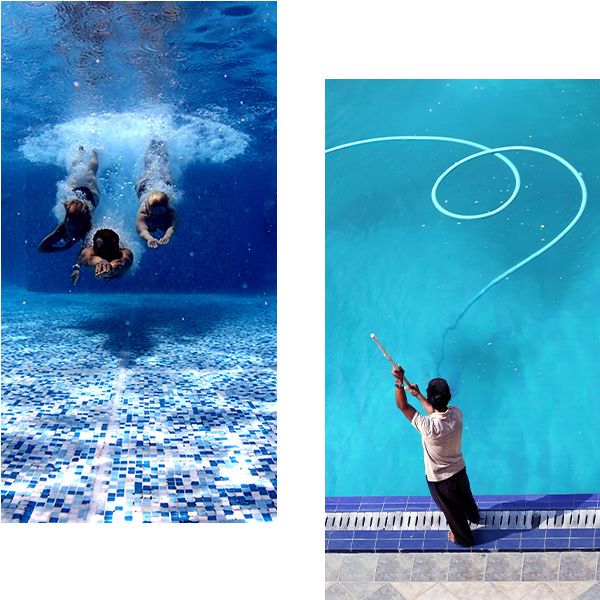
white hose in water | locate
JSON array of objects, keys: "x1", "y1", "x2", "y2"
[{"x1": 326, "y1": 136, "x2": 587, "y2": 369}]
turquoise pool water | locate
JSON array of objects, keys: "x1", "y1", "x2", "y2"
[{"x1": 325, "y1": 80, "x2": 600, "y2": 497}]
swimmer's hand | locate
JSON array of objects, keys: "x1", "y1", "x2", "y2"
[
  {"x1": 147, "y1": 237, "x2": 159, "y2": 249},
  {"x1": 392, "y1": 366, "x2": 405, "y2": 381},
  {"x1": 70, "y1": 268, "x2": 80, "y2": 285},
  {"x1": 157, "y1": 234, "x2": 171, "y2": 245},
  {"x1": 406, "y1": 382, "x2": 421, "y2": 397},
  {"x1": 95, "y1": 260, "x2": 113, "y2": 278}
]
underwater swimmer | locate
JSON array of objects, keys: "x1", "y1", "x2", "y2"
[
  {"x1": 135, "y1": 139, "x2": 177, "y2": 248},
  {"x1": 38, "y1": 147, "x2": 100, "y2": 252},
  {"x1": 71, "y1": 228, "x2": 133, "y2": 284}
]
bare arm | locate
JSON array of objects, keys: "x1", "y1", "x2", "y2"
[
  {"x1": 136, "y1": 209, "x2": 159, "y2": 247},
  {"x1": 158, "y1": 208, "x2": 177, "y2": 245},
  {"x1": 74, "y1": 247, "x2": 115, "y2": 280},
  {"x1": 392, "y1": 367, "x2": 417, "y2": 422},
  {"x1": 38, "y1": 224, "x2": 74, "y2": 252},
  {"x1": 71, "y1": 247, "x2": 96, "y2": 284},
  {"x1": 108, "y1": 248, "x2": 133, "y2": 278},
  {"x1": 78, "y1": 247, "x2": 105, "y2": 267},
  {"x1": 406, "y1": 382, "x2": 434, "y2": 415}
]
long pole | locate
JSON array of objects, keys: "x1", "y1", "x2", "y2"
[{"x1": 370, "y1": 333, "x2": 413, "y2": 387}]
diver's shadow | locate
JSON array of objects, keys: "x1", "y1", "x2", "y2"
[{"x1": 66, "y1": 298, "x2": 231, "y2": 367}]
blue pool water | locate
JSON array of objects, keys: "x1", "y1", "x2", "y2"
[
  {"x1": 1, "y1": 2, "x2": 276, "y2": 522},
  {"x1": 326, "y1": 80, "x2": 600, "y2": 497}
]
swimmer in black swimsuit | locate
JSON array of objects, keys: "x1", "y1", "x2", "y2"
[
  {"x1": 38, "y1": 147, "x2": 100, "y2": 252},
  {"x1": 71, "y1": 228, "x2": 133, "y2": 284},
  {"x1": 135, "y1": 140, "x2": 177, "y2": 248}
]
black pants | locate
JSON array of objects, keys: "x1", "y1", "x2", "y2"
[{"x1": 427, "y1": 467, "x2": 479, "y2": 546}]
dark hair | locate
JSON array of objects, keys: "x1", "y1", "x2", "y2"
[
  {"x1": 426, "y1": 378, "x2": 451, "y2": 411},
  {"x1": 93, "y1": 228, "x2": 120, "y2": 260}
]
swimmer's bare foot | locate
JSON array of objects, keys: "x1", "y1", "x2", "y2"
[
  {"x1": 71, "y1": 146, "x2": 86, "y2": 167},
  {"x1": 448, "y1": 531, "x2": 456, "y2": 543}
]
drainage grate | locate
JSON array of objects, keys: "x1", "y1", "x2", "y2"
[{"x1": 325, "y1": 509, "x2": 600, "y2": 531}]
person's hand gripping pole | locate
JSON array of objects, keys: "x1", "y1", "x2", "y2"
[{"x1": 370, "y1": 333, "x2": 414, "y2": 388}]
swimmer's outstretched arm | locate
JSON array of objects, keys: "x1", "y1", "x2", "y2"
[
  {"x1": 108, "y1": 248, "x2": 133, "y2": 278},
  {"x1": 158, "y1": 209, "x2": 177, "y2": 245},
  {"x1": 136, "y1": 209, "x2": 159, "y2": 247},
  {"x1": 38, "y1": 224, "x2": 75, "y2": 252},
  {"x1": 71, "y1": 247, "x2": 94, "y2": 284},
  {"x1": 72, "y1": 247, "x2": 113, "y2": 281}
]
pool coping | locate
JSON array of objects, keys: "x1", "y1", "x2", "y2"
[{"x1": 325, "y1": 494, "x2": 600, "y2": 552}]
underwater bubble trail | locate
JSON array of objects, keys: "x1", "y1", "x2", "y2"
[{"x1": 325, "y1": 136, "x2": 587, "y2": 371}]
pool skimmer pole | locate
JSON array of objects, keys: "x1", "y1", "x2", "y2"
[{"x1": 370, "y1": 333, "x2": 413, "y2": 388}]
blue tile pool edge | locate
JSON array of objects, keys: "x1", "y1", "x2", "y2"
[{"x1": 325, "y1": 493, "x2": 600, "y2": 552}]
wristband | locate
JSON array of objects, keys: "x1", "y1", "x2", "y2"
[{"x1": 395, "y1": 383, "x2": 405, "y2": 390}]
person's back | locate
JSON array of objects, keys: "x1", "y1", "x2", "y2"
[{"x1": 412, "y1": 405, "x2": 465, "y2": 483}]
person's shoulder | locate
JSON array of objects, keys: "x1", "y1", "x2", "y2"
[
  {"x1": 411, "y1": 411, "x2": 432, "y2": 433},
  {"x1": 449, "y1": 405, "x2": 463, "y2": 420}
]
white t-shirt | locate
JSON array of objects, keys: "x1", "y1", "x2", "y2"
[{"x1": 411, "y1": 405, "x2": 466, "y2": 482}]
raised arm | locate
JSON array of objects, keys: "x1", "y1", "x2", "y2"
[
  {"x1": 392, "y1": 366, "x2": 417, "y2": 422},
  {"x1": 406, "y1": 382, "x2": 435, "y2": 415},
  {"x1": 38, "y1": 224, "x2": 74, "y2": 252}
]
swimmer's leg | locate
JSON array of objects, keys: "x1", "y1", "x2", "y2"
[
  {"x1": 88, "y1": 149, "x2": 99, "y2": 175},
  {"x1": 143, "y1": 140, "x2": 174, "y2": 186},
  {"x1": 85, "y1": 150, "x2": 100, "y2": 207},
  {"x1": 70, "y1": 146, "x2": 86, "y2": 169}
]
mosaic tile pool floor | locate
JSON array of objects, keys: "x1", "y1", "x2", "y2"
[{"x1": 1, "y1": 289, "x2": 276, "y2": 523}]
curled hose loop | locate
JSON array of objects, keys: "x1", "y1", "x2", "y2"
[{"x1": 326, "y1": 136, "x2": 587, "y2": 370}]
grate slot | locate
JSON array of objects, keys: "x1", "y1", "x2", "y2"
[{"x1": 325, "y1": 509, "x2": 600, "y2": 531}]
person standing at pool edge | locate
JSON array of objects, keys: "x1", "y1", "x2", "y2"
[{"x1": 392, "y1": 366, "x2": 480, "y2": 546}]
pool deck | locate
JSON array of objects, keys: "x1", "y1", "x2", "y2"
[
  {"x1": 326, "y1": 495, "x2": 600, "y2": 598},
  {"x1": 326, "y1": 552, "x2": 600, "y2": 599}
]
